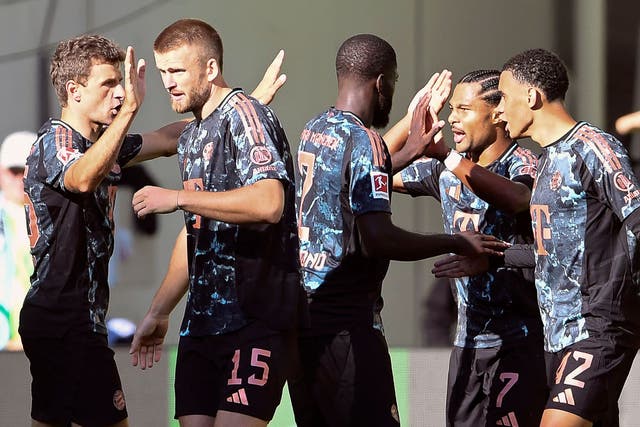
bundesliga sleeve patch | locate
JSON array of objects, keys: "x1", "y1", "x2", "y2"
[{"x1": 371, "y1": 171, "x2": 390, "y2": 200}]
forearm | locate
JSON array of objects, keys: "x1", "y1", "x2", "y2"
[
  {"x1": 446, "y1": 155, "x2": 531, "y2": 214},
  {"x1": 64, "y1": 110, "x2": 137, "y2": 192},
  {"x1": 131, "y1": 119, "x2": 190, "y2": 165},
  {"x1": 501, "y1": 243, "x2": 536, "y2": 268},
  {"x1": 179, "y1": 179, "x2": 284, "y2": 224},
  {"x1": 358, "y1": 212, "x2": 462, "y2": 261},
  {"x1": 148, "y1": 227, "x2": 189, "y2": 317},
  {"x1": 369, "y1": 227, "x2": 462, "y2": 261},
  {"x1": 615, "y1": 111, "x2": 640, "y2": 135}
]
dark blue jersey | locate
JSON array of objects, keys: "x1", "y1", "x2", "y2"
[
  {"x1": 178, "y1": 89, "x2": 302, "y2": 337},
  {"x1": 20, "y1": 119, "x2": 142, "y2": 337},
  {"x1": 401, "y1": 143, "x2": 542, "y2": 348},
  {"x1": 530, "y1": 122, "x2": 640, "y2": 352},
  {"x1": 296, "y1": 108, "x2": 392, "y2": 335}
]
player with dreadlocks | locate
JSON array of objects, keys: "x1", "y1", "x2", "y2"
[{"x1": 391, "y1": 69, "x2": 548, "y2": 427}]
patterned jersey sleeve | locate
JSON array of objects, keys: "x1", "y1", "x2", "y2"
[
  {"x1": 508, "y1": 146, "x2": 538, "y2": 189},
  {"x1": 577, "y1": 127, "x2": 640, "y2": 221},
  {"x1": 399, "y1": 157, "x2": 444, "y2": 199},
  {"x1": 229, "y1": 94, "x2": 290, "y2": 186},
  {"x1": 348, "y1": 127, "x2": 392, "y2": 216},
  {"x1": 38, "y1": 125, "x2": 83, "y2": 193},
  {"x1": 117, "y1": 134, "x2": 143, "y2": 167}
]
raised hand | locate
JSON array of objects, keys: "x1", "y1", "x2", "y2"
[
  {"x1": 251, "y1": 50, "x2": 287, "y2": 105},
  {"x1": 407, "y1": 69, "x2": 452, "y2": 116},
  {"x1": 403, "y1": 90, "x2": 446, "y2": 158},
  {"x1": 121, "y1": 46, "x2": 146, "y2": 116},
  {"x1": 129, "y1": 312, "x2": 169, "y2": 370}
]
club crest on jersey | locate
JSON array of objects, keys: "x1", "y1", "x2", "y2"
[
  {"x1": 371, "y1": 171, "x2": 389, "y2": 200},
  {"x1": 614, "y1": 171, "x2": 640, "y2": 203},
  {"x1": 550, "y1": 171, "x2": 562, "y2": 191},
  {"x1": 110, "y1": 163, "x2": 121, "y2": 174},
  {"x1": 250, "y1": 146, "x2": 272, "y2": 166},
  {"x1": 113, "y1": 389, "x2": 126, "y2": 411},
  {"x1": 56, "y1": 147, "x2": 81, "y2": 165}
]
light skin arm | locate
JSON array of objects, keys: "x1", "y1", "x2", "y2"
[
  {"x1": 615, "y1": 110, "x2": 640, "y2": 135},
  {"x1": 356, "y1": 211, "x2": 508, "y2": 261},
  {"x1": 133, "y1": 178, "x2": 285, "y2": 224},
  {"x1": 130, "y1": 226, "x2": 189, "y2": 369},
  {"x1": 64, "y1": 46, "x2": 145, "y2": 193}
]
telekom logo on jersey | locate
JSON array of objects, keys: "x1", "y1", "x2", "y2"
[{"x1": 530, "y1": 204, "x2": 552, "y2": 256}]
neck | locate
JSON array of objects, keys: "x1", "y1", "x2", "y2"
[
  {"x1": 475, "y1": 134, "x2": 513, "y2": 167},
  {"x1": 60, "y1": 108, "x2": 102, "y2": 142},
  {"x1": 530, "y1": 101, "x2": 577, "y2": 147},
  {"x1": 334, "y1": 79, "x2": 376, "y2": 128},
  {"x1": 196, "y1": 76, "x2": 232, "y2": 122}
]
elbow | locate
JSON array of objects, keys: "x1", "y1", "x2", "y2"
[
  {"x1": 360, "y1": 235, "x2": 385, "y2": 258},
  {"x1": 68, "y1": 177, "x2": 99, "y2": 194},
  {"x1": 259, "y1": 200, "x2": 284, "y2": 224}
]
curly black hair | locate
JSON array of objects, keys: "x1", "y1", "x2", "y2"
[
  {"x1": 502, "y1": 48, "x2": 569, "y2": 102},
  {"x1": 336, "y1": 34, "x2": 396, "y2": 82}
]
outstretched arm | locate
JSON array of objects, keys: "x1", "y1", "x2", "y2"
[
  {"x1": 133, "y1": 178, "x2": 285, "y2": 224},
  {"x1": 425, "y1": 137, "x2": 532, "y2": 214},
  {"x1": 130, "y1": 226, "x2": 189, "y2": 369},
  {"x1": 64, "y1": 46, "x2": 145, "y2": 192},
  {"x1": 356, "y1": 211, "x2": 507, "y2": 261},
  {"x1": 615, "y1": 110, "x2": 640, "y2": 135},
  {"x1": 432, "y1": 243, "x2": 535, "y2": 278}
]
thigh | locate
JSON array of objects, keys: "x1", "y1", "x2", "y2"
[
  {"x1": 23, "y1": 335, "x2": 73, "y2": 425},
  {"x1": 545, "y1": 338, "x2": 637, "y2": 426},
  {"x1": 292, "y1": 328, "x2": 400, "y2": 427},
  {"x1": 23, "y1": 332, "x2": 128, "y2": 427},
  {"x1": 176, "y1": 323, "x2": 294, "y2": 422},
  {"x1": 217, "y1": 323, "x2": 294, "y2": 422},
  {"x1": 446, "y1": 346, "x2": 488, "y2": 427},
  {"x1": 486, "y1": 341, "x2": 548, "y2": 427},
  {"x1": 174, "y1": 335, "x2": 225, "y2": 419}
]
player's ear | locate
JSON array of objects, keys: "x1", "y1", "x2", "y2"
[
  {"x1": 527, "y1": 87, "x2": 543, "y2": 109},
  {"x1": 67, "y1": 80, "x2": 81, "y2": 103},
  {"x1": 375, "y1": 74, "x2": 384, "y2": 94},
  {"x1": 206, "y1": 58, "x2": 220, "y2": 82},
  {"x1": 490, "y1": 108, "x2": 502, "y2": 125}
]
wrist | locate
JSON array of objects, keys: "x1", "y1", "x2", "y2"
[
  {"x1": 443, "y1": 149, "x2": 462, "y2": 170},
  {"x1": 176, "y1": 190, "x2": 182, "y2": 210}
]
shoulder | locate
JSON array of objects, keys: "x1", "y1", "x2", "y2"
[
  {"x1": 228, "y1": 91, "x2": 277, "y2": 123},
  {"x1": 570, "y1": 123, "x2": 627, "y2": 170}
]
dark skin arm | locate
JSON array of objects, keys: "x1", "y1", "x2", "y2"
[
  {"x1": 424, "y1": 139, "x2": 532, "y2": 215},
  {"x1": 356, "y1": 212, "x2": 508, "y2": 261}
]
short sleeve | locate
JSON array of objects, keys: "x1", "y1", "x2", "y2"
[
  {"x1": 229, "y1": 95, "x2": 290, "y2": 186},
  {"x1": 348, "y1": 127, "x2": 392, "y2": 216},
  {"x1": 400, "y1": 157, "x2": 444, "y2": 199},
  {"x1": 579, "y1": 128, "x2": 640, "y2": 221}
]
